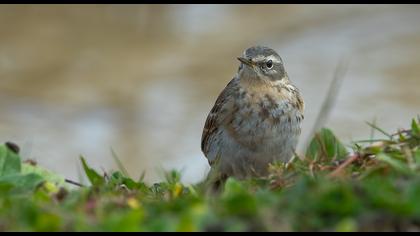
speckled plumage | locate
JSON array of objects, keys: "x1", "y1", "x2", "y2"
[{"x1": 201, "y1": 46, "x2": 304, "y2": 180}]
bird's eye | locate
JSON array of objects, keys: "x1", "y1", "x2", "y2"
[{"x1": 266, "y1": 60, "x2": 273, "y2": 69}]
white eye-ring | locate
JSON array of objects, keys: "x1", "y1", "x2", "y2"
[{"x1": 266, "y1": 60, "x2": 273, "y2": 69}]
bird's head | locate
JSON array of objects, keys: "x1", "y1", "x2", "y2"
[{"x1": 237, "y1": 46, "x2": 287, "y2": 82}]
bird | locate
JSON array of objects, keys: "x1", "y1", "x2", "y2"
[{"x1": 201, "y1": 46, "x2": 304, "y2": 183}]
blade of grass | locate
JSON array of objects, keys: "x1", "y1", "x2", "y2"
[
  {"x1": 110, "y1": 147, "x2": 129, "y2": 177},
  {"x1": 365, "y1": 121, "x2": 392, "y2": 139},
  {"x1": 351, "y1": 139, "x2": 393, "y2": 143},
  {"x1": 76, "y1": 159, "x2": 86, "y2": 186},
  {"x1": 369, "y1": 117, "x2": 377, "y2": 144},
  {"x1": 138, "y1": 170, "x2": 146, "y2": 182},
  {"x1": 411, "y1": 118, "x2": 420, "y2": 135}
]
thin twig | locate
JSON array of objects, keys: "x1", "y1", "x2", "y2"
[
  {"x1": 351, "y1": 139, "x2": 392, "y2": 143},
  {"x1": 390, "y1": 129, "x2": 412, "y2": 137},
  {"x1": 328, "y1": 153, "x2": 359, "y2": 178},
  {"x1": 65, "y1": 178, "x2": 85, "y2": 187}
]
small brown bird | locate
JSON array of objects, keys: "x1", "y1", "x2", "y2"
[{"x1": 201, "y1": 46, "x2": 304, "y2": 181}]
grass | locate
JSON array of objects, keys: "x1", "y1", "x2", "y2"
[{"x1": 0, "y1": 117, "x2": 419, "y2": 232}]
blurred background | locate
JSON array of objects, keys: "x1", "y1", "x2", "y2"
[{"x1": 0, "y1": 4, "x2": 419, "y2": 184}]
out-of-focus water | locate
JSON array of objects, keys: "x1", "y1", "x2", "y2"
[{"x1": 0, "y1": 5, "x2": 419, "y2": 184}]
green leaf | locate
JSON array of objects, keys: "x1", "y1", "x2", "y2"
[
  {"x1": 0, "y1": 181, "x2": 14, "y2": 194},
  {"x1": 334, "y1": 218, "x2": 357, "y2": 232},
  {"x1": 21, "y1": 163, "x2": 66, "y2": 187},
  {"x1": 164, "y1": 170, "x2": 181, "y2": 184},
  {"x1": 376, "y1": 153, "x2": 411, "y2": 175},
  {"x1": 411, "y1": 118, "x2": 420, "y2": 136},
  {"x1": 414, "y1": 149, "x2": 420, "y2": 163},
  {"x1": 80, "y1": 156, "x2": 104, "y2": 186},
  {"x1": 0, "y1": 173, "x2": 45, "y2": 193},
  {"x1": 109, "y1": 171, "x2": 142, "y2": 190},
  {"x1": 0, "y1": 144, "x2": 22, "y2": 177},
  {"x1": 306, "y1": 128, "x2": 348, "y2": 161},
  {"x1": 222, "y1": 178, "x2": 258, "y2": 217}
]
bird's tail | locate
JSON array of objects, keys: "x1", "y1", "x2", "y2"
[{"x1": 204, "y1": 162, "x2": 228, "y2": 194}]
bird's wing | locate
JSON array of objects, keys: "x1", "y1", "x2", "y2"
[{"x1": 201, "y1": 77, "x2": 239, "y2": 164}]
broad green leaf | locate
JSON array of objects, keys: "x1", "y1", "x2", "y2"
[
  {"x1": 0, "y1": 173, "x2": 44, "y2": 193},
  {"x1": 22, "y1": 163, "x2": 66, "y2": 187},
  {"x1": 306, "y1": 128, "x2": 348, "y2": 161},
  {"x1": 306, "y1": 137, "x2": 321, "y2": 161},
  {"x1": 0, "y1": 144, "x2": 21, "y2": 176},
  {"x1": 80, "y1": 156, "x2": 104, "y2": 186}
]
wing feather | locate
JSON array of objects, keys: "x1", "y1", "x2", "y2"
[{"x1": 201, "y1": 77, "x2": 239, "y2": 162}]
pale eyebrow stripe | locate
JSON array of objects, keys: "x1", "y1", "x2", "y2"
[
  {"x1": 266, "y1": 55, "x2": 281, "y2": 63},
  {"x1": 255, "y1": 55, "x2": 278, "y2": 62}
]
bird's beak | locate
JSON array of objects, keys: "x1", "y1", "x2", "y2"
[{"x1": 237, "y1": 57, "x2": 253, "y2": 67}]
